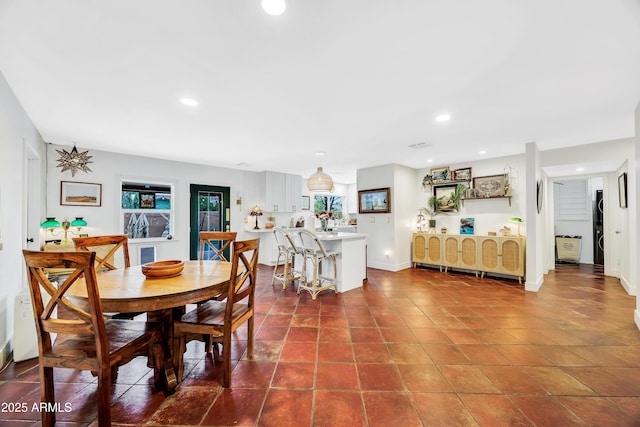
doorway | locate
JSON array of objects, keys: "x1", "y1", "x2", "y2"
[
  {"x1": 189, "y1": 184, "x2": 230, "y2": 260},
  {"x1": 552, "y1": 177, "x2": 604, "y2": 267}
]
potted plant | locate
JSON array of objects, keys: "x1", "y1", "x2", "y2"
[{"x1": 424, "y1": 195, "x2": 439, "y2": 230}]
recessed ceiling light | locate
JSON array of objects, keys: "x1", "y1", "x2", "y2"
[
  {"x1": 262, "y1": 0, "x2": 286, "y2": 15},
  {"x1": 479, "y1": 150, "x2": 487, "y2": 155},
  {"x1": 427, "y1": 159, "x2": 433, "y2": 163},
  {"x1": 576, "y1": 167, "x2": 585, "y2": 172},
  {"x1": 179, "y1": 97, "x2": 199, "y2": 107},
  {"x1": 435, "y1": 114, "x2": 451, "y2": 122}
]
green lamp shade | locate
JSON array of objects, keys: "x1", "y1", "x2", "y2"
[
  {"x1": 509, "y1": 217, "x2": 523, "y2": 223},
  {"x1": 71, "y1": 217, "x2": 87, "y2": 227},
  {"x1": 40, "y1": 217, "x2": 60, "y2": 228}
]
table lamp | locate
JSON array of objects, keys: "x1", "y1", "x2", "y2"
[
  {"x1": 250, "y1": 206, "x2": 263, "y2": 230},
  {"x1": 41, "y1": 216, "x2": 88, "y2": 243},
  {"x1": 509, "y1": 217, "x2": 523, "y2": 236}
]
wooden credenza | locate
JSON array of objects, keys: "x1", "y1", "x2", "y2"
[{"x1": 412, "y1": 233, "x2": 525, "y2": 283}]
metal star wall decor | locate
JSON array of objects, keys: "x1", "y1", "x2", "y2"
[{"x1": 56, "y1": 145, "x2": 93, "y2": 176}]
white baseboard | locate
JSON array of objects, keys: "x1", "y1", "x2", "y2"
[
  {"x1": 525, "y1": 273, "x2": 544, "y2": 292},
  {"x1": 635, "y1": 309, "x2": 640, "y2": 330},
  {"x1": 367, "y1": 261, "x2": 411, "y2": 272},
  {"x1": 619, "y1": 274, "x2": 636, "y2": 296}
]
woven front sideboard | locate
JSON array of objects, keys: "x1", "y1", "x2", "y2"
[{"x1": 412, "y1": 233, "x2": 526, "y2": 283}]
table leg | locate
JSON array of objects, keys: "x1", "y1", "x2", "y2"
[{"x1": 148, "y1": 309, "x2": 178, "y2": 394}]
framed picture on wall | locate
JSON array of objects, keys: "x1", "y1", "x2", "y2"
[
  {"x1": 618, "y1": 172, "x2": 627, "y2": 208},
  {"x1": 472, "y1": 174, "x2": 507, "y2": 198},
  {"x1": 140, "y1": 192, "x2": 156, "y2": 209},
  {"x1": 302, "y1": 195, "x2": 310, "y2": 210},
  {"x1": 60, "y1": 181, "x2": 102, "y2": 207},
  {"x1": 358, "y1": 188, "x2": 390, "y2": 213}
]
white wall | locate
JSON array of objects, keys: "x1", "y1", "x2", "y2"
[
  {"x1": 0, "y1": 71, "x2": 45, "y2": 367},
  {"x1": 357, "y1": 164, "x2": 398, "y2": 270},
  {"x1": 46, "y1": 144, "x2": 265, "y2": 265},
  {"x1": 416, "y1": 154, "x2": 527, "y2": 237}
]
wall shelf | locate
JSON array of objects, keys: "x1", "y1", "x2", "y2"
[{"x1": 462, "y1": 195, "x2": 511, "y2": 207}]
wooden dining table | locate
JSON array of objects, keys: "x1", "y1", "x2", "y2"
[{"x1": 67, "y1": 260, "x2": 231, "y2": 393}]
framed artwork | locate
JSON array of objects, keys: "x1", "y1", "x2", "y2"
[
  {"x1": 358, "y1": 188, "x2": 390, "y2": 213},
  {"x1": 453, "y1": 167, "x2": 472, "y2": 182},
  {"x1": 155, "y1": 193, "x2": 171, "y2": 210},
  {"x1": 460, "y1": 218, "x2": 475, "y2": 234},
  {"x1": 60, "y1": 181, "x2": 102, "y2": 207},
  {"x1": 430, "y1": 166, "x2": 451, "y2": 183},
  {"x1": 122, "y1": 191, "x2": 140, "y2": 209},
  {"x1": 472, "y1": 174, "x2": 507, "y2": 198},
  {"x1": 618, "y1": 172, "x2": 627, "y2": 208},
  {"x1": 140, "y1": 192, "x2": 156, "y2": 209},
  {"x1": 434, "y1": 185, "x2": 457, "y2": 212},
  {"x1": 302, "y1": 195, "x2": 310, "y2": 210}
]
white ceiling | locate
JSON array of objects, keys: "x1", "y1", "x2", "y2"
[{"x1": 1, "y1": 0, "x2": 639, "y2": 184}]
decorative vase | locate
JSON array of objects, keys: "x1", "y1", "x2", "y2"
[{"x1": 320, "y1": 218, "x2": 329, "y2": 232}]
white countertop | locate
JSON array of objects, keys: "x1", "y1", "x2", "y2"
[
  {"x1": 313, "y1": 232, "x2": 367, "y2": 241},
  {"x1": 247, "y1": 228, "x2": 366, "y2": 241}
]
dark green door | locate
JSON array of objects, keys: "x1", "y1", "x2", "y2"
[{"x1": 189, "y1": 184, "x2": 230, "y2": 260}]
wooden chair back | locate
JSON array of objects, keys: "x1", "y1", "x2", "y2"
[
  {"x1": 225, "y1": 238, "x2": 260, "y2": 312},
  {"x1": 173, "y1": 238, "x2": 259, "y2": 387},
  {"x1": 73, "y1": 234, "x2": 130, "y2": 271},
  {"x1": 23, "y1": 250, "x2": 105, "y2": 355},
  {"x1": 199, "y1": 231, "x2": 237, "y2": 261},
  {"x1": 22, "y1": 249, "x2": 164, "y2": 427}
]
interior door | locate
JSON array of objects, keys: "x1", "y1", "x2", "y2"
[
  {"x1": 189, "y1": 184, "x2": 230, "y2": 260},
  {"x1": 25, "y1": 144, "x2": 41, "y2": 250}
]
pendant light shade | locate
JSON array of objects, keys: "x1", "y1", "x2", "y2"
[{"x1": 307, "y1": 167, "x2": 334, "y2": 192}]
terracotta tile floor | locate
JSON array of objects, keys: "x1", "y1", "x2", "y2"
[{"x1": 2, "y1": 263, "x2": 640, "y2": 426}]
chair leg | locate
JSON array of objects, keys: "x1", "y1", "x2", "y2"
[
  {"x1": 247, "y1": 316, "x2": 254, "y2": 359},
  {"x1": 222, "y1": 333, "x2": 232, "y2": 388},
  {"x1": 96, "y1": 366, "x2": 112, "y2": 427},
  {"x1": 173, "y1": 332, "x2": 187, "y2": 382},
  {"x1": 40, "y1": 365, "x2": 55, "y2": 427}
]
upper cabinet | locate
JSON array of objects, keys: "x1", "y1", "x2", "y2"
[{"x1": 261, "y1": 171, "x2": 302, "y2": 212}]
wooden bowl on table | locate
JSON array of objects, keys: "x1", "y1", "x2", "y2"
[{"x1": 142, "y1": 260, "x2": 184, "y2": 279}]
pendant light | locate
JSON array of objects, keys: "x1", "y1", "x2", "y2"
[{"x1": 307, "y1": 152, "x2": 334, "y2": 192}]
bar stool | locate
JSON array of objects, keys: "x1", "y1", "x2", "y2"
[
  {"x1": 297, "y1": 229, "x2": 339, "y2": 300},
  {"x1": 272, "y1": 228, "x2": 303, "y2": 289}
]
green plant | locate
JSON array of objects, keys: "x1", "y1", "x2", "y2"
[
  {"x1": 424, "y1": 195, "x2": 439, "y2": 219},
  {"x1": 450, "y1": 184, "x2": 466, "y2": 212}
]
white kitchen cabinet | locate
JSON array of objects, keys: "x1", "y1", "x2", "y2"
[{"x1": 263, "y1": 171, "x2": 302, "y2": 212}]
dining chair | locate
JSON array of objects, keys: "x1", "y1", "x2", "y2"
[
  {"x1": 197, "y1": 231, "x2": 238, "y2": 352},
  {"x1": 73, "y1": 234, "x2": 131, "y2": 271},
  {"x1": 199, "y1": 231, "x2": 237, "y2": 261},
  {"x1": 22, "y1": 250, "x2": 165, "y2": 427},
  {"x1": 297, "y1": 229, "x2": 339, "y2": 300},
  {"x1": 271, "y1": 227, "x2": 303, "y2": 289},
  {"x1": 73, "y1": 234, "x2": 140, "y2": 319},
  {"x1": 173, "y1": 238, "x2": 260, "y2": 388}
]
